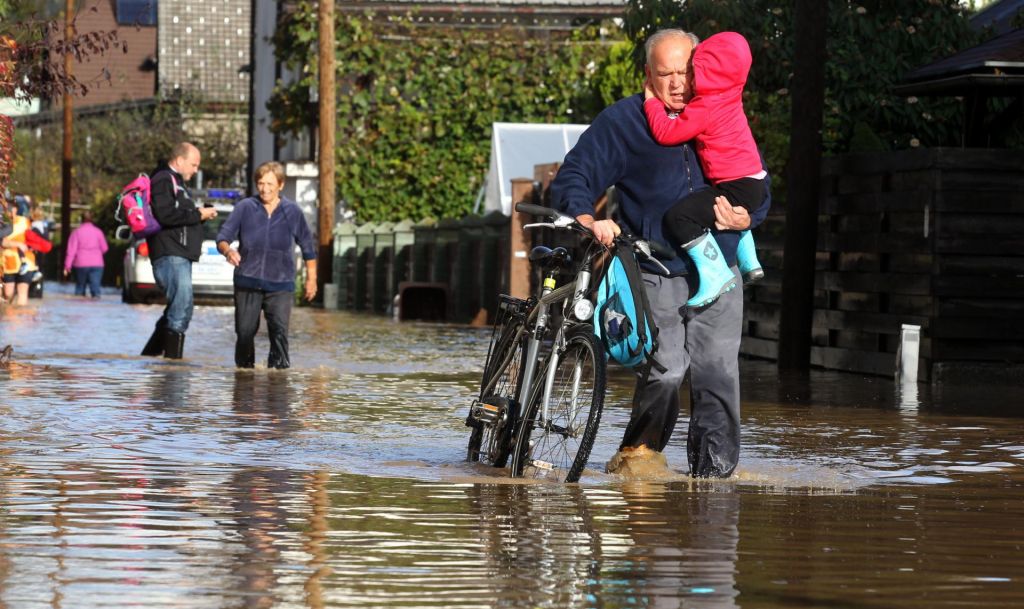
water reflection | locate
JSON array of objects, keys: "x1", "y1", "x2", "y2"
[{"x1": 614, "y1": 483, "x2": 739, "y2": 608}]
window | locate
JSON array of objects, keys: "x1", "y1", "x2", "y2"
[{"x1": 116, "y1": 0, "x2": 157, "y2": 26}]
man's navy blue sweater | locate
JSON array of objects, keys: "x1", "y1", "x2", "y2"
[{"x1": 549, "y1": 94, "x2": 770, "y2": 275}]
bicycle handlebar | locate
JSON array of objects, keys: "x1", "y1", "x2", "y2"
[
  {"x1": 515, "y1": 201, "x2": 557, "y2": 220},
  {"x1": 515, "y1": 201, "x2": 676, "y2": 268}
]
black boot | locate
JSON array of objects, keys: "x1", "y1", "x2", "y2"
[
  {"x1": 163, "y1": 330, "x2": 185, "y2": 360},
  {"x1": 141, "y1": 318, "x2": 167, "y2": 356},
  {"x1": 267, "y1": 331, "x2": 290, "y2": 370}
]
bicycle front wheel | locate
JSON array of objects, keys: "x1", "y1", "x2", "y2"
[{"x1": 511, "y1": 326, "x2": 606, "y2": 483}]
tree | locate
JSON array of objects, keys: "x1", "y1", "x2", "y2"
[
  {"x1": 1, "y1": 4, "x2": 123, "y2": 207},
  {"x1": 270, "y1": 7, "x2": 621, "y2": 222},
  {"x1": 621, "y1": 0, "x2": 981, "y2": 199},
  {"x1": 0, "y1": 6, "x2": 125, "y2": 103}
]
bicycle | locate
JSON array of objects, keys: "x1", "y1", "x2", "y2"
[{"x1": 466, "y1": 201, "x2": 671, "y2": 483}]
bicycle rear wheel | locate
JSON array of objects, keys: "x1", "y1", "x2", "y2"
[
  {"x1": 511, "y1": 326, "x2": 605, "y2": 482},
  {"x1": 467, "y1": 308, "x2": 526, "y2": 467}
]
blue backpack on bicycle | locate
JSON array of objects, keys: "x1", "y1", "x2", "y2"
[{"x1": 594, "y1": 247, "x2": 662, "y2": 371}]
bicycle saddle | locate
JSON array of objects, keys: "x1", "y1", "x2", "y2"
[{"x1": 529, "y1": 246, "x2": 572, "y2": 269}]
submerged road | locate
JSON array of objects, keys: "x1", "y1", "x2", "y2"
[{"x1": 1, "y1": 283, "x2": 1022, "y2": 608}]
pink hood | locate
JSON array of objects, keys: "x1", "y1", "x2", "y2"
[{"x1": 693, "y1": 31, "x2": 752, "y2": 96}]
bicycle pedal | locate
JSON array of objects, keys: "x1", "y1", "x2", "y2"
[
  {"x1": 529, "y1": 459, "x2": 555, "y2": 471},
  {"x1": 470, "y1": 396, "x2": 513, "y2": 426}
]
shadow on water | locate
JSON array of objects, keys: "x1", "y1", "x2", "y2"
[{"x1": 1, "y1": 287, "x2": 1023, "y2": 607}]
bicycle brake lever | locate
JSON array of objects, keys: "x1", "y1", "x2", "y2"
[
  {"x1": 634, "y1": 240, "x2": 653, "y2": 258},
  {"x1": 630, "y1": 240, "x2": 672, "y2": 274},
  {"x1": 552, "y1": 215, "x2": 575, "y2": 228},
  {"x1": 523, "y1": 222, "x2": 557, "y2": 230},
  {"x1": 650, "y1": 258, "x2": 672, "y2": 275}
]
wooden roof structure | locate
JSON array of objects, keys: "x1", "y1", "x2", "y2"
[{"x1": 893, "y1": 0, "x2": 1024, "y2": 147}]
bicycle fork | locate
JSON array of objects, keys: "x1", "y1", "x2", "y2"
[{"x1": 523, "y1": 266, "x2": 593, "y2": 438}]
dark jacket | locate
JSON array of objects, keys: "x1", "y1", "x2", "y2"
[
  {"x1": 148, "y1": 162, "x2": 205, "y2": 262},
  {"x1": 215, "y1": 195, "x2": 316, "y2": 291},
  {"x1": 549, "y1": 94, "x2": 771, "y2": 275}
]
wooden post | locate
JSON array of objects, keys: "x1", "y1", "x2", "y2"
[
  {"x1": 509, "y1": 178, "x2": 535, "y2": 300},
  {"x1": 316, "y1": 0, "x2": 336, "y2": 301},
  {"x1": 60, "y1": 0, "x2": 74, "y2": 268},
  {"x1": 778, "y1": 0, "x2": 828, "y2": 371}
]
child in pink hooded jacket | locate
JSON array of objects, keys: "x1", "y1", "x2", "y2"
[{"x1": 644, "y1": 31, "x2": 765, "y2": 308}]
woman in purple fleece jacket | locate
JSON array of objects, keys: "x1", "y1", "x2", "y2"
[
  {"x1": 63, "y1": 210, "x2": 109, "y2": 298},
  {"x1": 216, "y1": 161, "x2": 317, "y2": 369}
]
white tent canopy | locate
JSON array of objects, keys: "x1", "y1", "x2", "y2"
[{"x1": 484, "y1": 122, "x2": 589, "y2": 215}]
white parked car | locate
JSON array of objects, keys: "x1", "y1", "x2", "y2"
[{"x1": 121, "y1": 199, "x2": 238, "y2": 304}]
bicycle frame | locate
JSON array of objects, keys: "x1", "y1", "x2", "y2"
[{"x1": 518, "y1": 264, "x2": 593, "y2": 432}]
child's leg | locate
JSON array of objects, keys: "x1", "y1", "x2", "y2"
[
  {"x1": 665, "y1": 188, "x2": 737, "y2": 307},
  {"x1": 663, "y1": 188, "x2": 720, "y2": 246},
  {"x1": 735, "y1": 230, "x2": 764, "y2": 284},
  {"x1": 715, "y1": 178, "x2": 766, "y2": 284}
]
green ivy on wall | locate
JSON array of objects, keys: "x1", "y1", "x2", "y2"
[{"x1": 270, "y1": 7, "x2": 625, "y2": 223}]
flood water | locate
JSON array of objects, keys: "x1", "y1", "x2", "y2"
[{"x1": 1, "y1": 284, "x2": 1022, "y2": 608}]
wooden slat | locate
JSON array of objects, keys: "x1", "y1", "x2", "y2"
[
  {"x1": 937, "y1": 190, "x2": 1024, "y2": 214},
  {"x1": 814, "y1": 309, "x2": 929, "y2": 334},
  {"x1": 931, "y1": 340, "x2": 1024, "y2": 361},
  {"x1": 934, "y1": 275, "x2": 1024, "y2": 298},
  {"x1": 817, "y1": 271, "x2": 932, "y2": 296},
  {"x1": 830, "y1": 333, "x2": 885, "y2": 351},
  {"x1": 819, "y1": 232, "x2": 930, "y2": 254},
  {"x1": 936, "y1": 214, "x2": 1024, "y2": 235},
  {"x1": 835, "y1": 291, "x2": 882, "y2": 312},
  {"x1": 931, "y1": 317, "x2": 1024, "y2": 339},
  {"x1": 810, "y1": 346, "x2": 896, "y2": 377},
  {"x1": 744, "y1": 301, "x2": 781, "y2": 323},
  {"x1": 741, "y1": 336, "x2": 778, "y2": 360},
  {"x1": 937, "y1": 255, "x2": 1024, "y2": 276},
  {"x1": 823, "y1": 147, "x2": 1024, "y2": 176},
  {"x1": 940, "y1": 172, "x2": 1024, "y2": 192},
  {"x1": 821, "y1": 190, "x2": 931, "y2": 214},
  {"x1": 938, "y1": 298, "x2": 1024, "y2": 318}
]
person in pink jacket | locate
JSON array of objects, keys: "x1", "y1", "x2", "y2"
[
  {"x1": 643, "y1": 31, "x2": 766, "y2": 308},
  {"x1": 63, "y1": 210, "x2": 108, "y2": 298}
]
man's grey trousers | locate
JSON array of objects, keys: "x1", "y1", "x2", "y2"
[{"x1": 619, "y1": 267, "x2": 743, "y2": 478}]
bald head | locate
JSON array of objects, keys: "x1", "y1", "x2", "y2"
[
  {"x1": 168, "y1": 142, "x2": 201, "y2": 182},
  {"x1": 644, "y1": 29, "x2": 700, "y2": 66},
  {"x1": 644, "y1": 29, "x2": 700, "y2": 112}
]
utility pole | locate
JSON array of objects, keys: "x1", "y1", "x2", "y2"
[
  {"x1": 60, "y1": 0, "x2": 74, "y2": 267},
  {"x1": 316, "y1": 0, "x2": 335, "y2": 301},
  {"x1": 778, "y1": 0, "x2": 828, "y2": 370}
]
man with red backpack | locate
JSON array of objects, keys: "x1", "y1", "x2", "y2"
[{"x1": 140, "y1": 142, "x2": 218, "y2": 359}]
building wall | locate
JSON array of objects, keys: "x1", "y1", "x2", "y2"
[
  {"x1": 158, "y1": 0, "x2": 251, "y2": 103},
  {"x1": 71, "y1": 0, "x2": 157, "y2": 107}
]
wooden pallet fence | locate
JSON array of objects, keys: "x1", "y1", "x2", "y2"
[{"x1": 743, "y1": 147, "x2": 1024, "y2": 380}]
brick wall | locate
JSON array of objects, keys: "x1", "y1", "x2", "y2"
[
  {"x1": 72, "y1": 0, "x2": 157, "y2": 107},
  {"x1": 158, "y1": 0, "x2": 251, "y2": 103}
]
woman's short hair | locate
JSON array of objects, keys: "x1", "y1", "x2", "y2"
[{"x1": 253, "y1": 161, "x2": 286, "y2": 186}]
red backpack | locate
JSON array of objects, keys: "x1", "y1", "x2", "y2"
[{"x1": 115, "y1": 172, "x2": 178, "y2": 238}]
